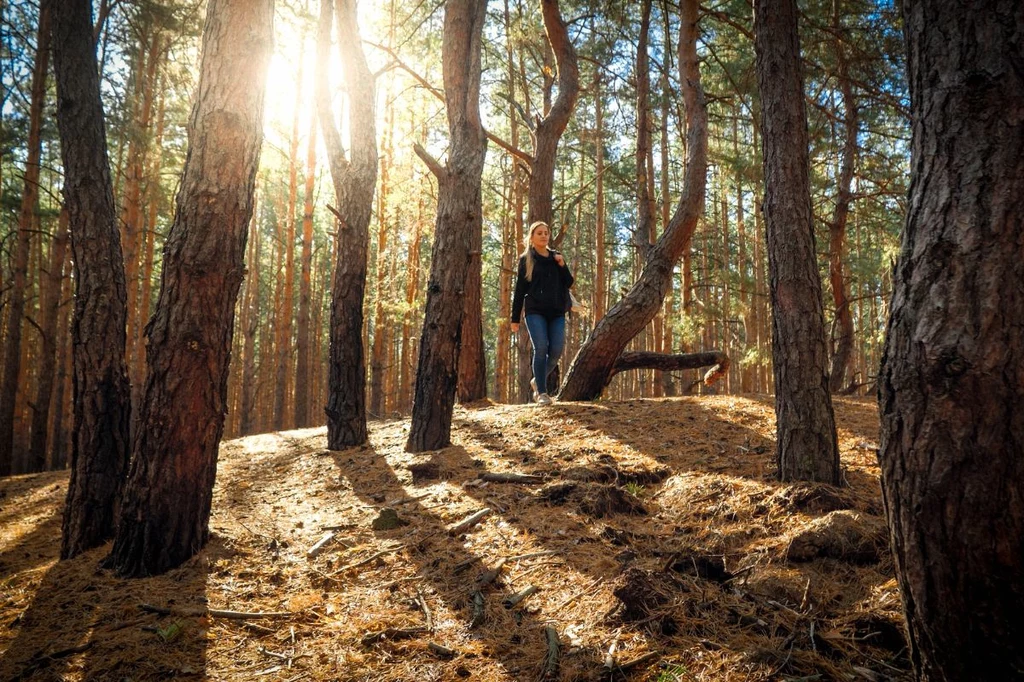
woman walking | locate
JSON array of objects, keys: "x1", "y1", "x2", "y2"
[{"x1": 511, "y1": 221, "x2": 574, "y2": 405}]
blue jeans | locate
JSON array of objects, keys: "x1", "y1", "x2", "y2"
[{"x1": 524, "y1": 314, "x2": 566, "y2": 395}]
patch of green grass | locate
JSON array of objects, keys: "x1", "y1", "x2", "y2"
[{"x1": 624, "y1": 481, "x2": 646, "y2": 497}]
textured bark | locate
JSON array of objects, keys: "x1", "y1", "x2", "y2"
[
  {"x1": 318, "y1": 0, "x2": 377, "y2": 448},
  {"x1": 295, "y1": 108, "x2": 317, "y2": 427},
  {"x1": 406, "y1": 0, "x2": 487, "y2": 452},
  {"x1": 108, "y1": 0, "x2": 272, "y2": 577},
  {"x1": 52, "y1": 0, "x2": 132, "y2": 557},
  {"x1": 827, "y1": 24, "x2": 858, "y2": 394},
  {"x1": 753, "y1": 0, "x2": 839, "y2": 484},
  {"x1": 0, "y1": 0, "x2": 50, "y2": 475},
  {"x1": 594, "y1": 70, "x2": 606, "y2": 322},
  {"x1": 240, "y1": 217, "x2": 260, "y2": 435},
  {"x1": 611, "y1": 351, "x2": 728, "y2": 383},
  {"x1": 526, "y1": 0, "x2": 579, "y2": 226},
  {"x1": 634, "y1": 0, "x2": 654, "y2": 254},
  {"x1": 560, "y1": 0, "x2": 706, "y2": 402},
  {"x1": 879, "y1": 3, "x2": 1024, "y2": 679},
  {"x1": 399, "y1": 192, "x2": 424, "y2": 413},
  {"x1": 28, "y1": 211, "x2": 70, "y2": 472}
]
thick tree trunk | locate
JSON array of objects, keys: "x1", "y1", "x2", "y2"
[
  {"x1": 560, "y1": 0, "x2": 707, "y2": 402},
  {"x1": 827, "y1": 25, "x2": 858, "y2": 394},
  {"x1": 406, "y1": 0, "x2": 487, "y2": 453},
  {"x1": 108, "y1": 0, "x2": 272, "y2": 577},
  {"x1": 594, "y1": 70, "x2": 606, "y2": 322},
  {"x1": 1, "y1": 0, "x2": 50, "y2": 475},
  {"x1": 52, "y1": 0, "x2": 132, "y2": 557},
  {"x1": 879, "y1": 2, "x2": 1024, "y2": 679},
  {"x1": 319, "y1": 0, "x2": 377, "y2": 449},
  {"x1": 753, "y1": 0, "x2": 839, "y2": 484},
  {"x1": 28, "y1": 211, "x2": 70, "y2": 472}
]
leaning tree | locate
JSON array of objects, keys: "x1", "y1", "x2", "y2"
[
  {"x1": 879, "y1": 1, "x2": 1024, "y2": 678},
  {"x1": 559, "y1": 0, "x2": 714, "y2": 402},
  {"x1": 108, "y1": 0, "x2": 273, "y2": 577}
]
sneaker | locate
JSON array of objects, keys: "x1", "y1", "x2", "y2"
[
  {"x1": 530, "y1": 378, "x2": 539, "y2": 403},
  {"x1": 537, "y1": 393, "x2": 553, "y2": 406}
]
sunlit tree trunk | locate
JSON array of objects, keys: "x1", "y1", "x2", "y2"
[
  {"x1": 108, "y1": 0, "x2": 272, "y2": 576},
  {"x1": 52, "y1": 0, "x2": 132, "y2": 557},
  {"x1": 753, "y1": 0, "x2": 839, "y2": 483},
  {"x1": 594, "y1": 69, "x2": 606, "y2": 322},
  {"x1": 240, "y1": 211, "x2": 260, "y2": 435},
  {"x1": 399, "y1": 187, "x2": 424, "y2": 413},
  {"x1": 406, "y1": 0, "x2": 487, "y2": 452},
  {"x1": 319, "y1": 0, "x2": 377, "y2": 448},
  {"x1": 879, "y1": 2, "x2": 1024, "y2": 679},
  {"x1": 1, "y1": 0, "x2": 50, "y2": 475}
]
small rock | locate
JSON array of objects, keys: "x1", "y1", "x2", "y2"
[{"x1": 371, "y1": 508, "x2": 409, "y2": 531}]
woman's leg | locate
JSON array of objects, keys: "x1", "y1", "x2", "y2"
[
  {"x1": 544, "y1": 315, "x2": 567, "y2": 391},
  {"x1": 524, "y1": 314, "x2": 550, "y2": 394}
]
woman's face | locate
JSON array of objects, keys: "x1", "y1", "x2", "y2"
[{"x1": 531, "y1": 225, "x2": 550, "y2": 250}]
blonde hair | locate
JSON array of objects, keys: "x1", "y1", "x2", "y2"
[{"x1": 521, "y1": 221, "x2": 550, "y2": 281}]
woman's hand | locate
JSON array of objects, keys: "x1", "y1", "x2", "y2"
[
  {"x1": 510, "y1": 322, "x2": 519, "y2": 334},
  {"x1": 554, "y1": 253, "x2": 565, "y2": 267}
]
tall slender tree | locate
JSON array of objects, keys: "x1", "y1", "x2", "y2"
[
  {"x1": 406, "y1": 0, "x2": 488, "y2": 452},
  {"x1": 753, "y1": 0, "x2": 839, "y2": 484},
  {"x1": 318, "y1": 0, "x2": 378, "y2": 449},
  {"x1": 1, "y1": 0, "x2": 51, "y2": 474},
  {"x1": 51, "y1": 0, "x2": 132, "y2": 558},
  {"x1": 108, "y1": 0, "x2": 273, "y2": 577},
  {"x1": 879, "y1": 2, "x2": 1024, "y2": 679}
]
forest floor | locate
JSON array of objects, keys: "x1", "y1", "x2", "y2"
[{"x1": 0, "y1": 395, "x2": 911, "y2": 682}]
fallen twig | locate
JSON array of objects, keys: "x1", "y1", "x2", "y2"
[
  {"x1": 469, "y1": 591, "x2": 485, "y2": 629},
  {"x1": 306, "y1": 532, "x2": 336, "y2": 559},
  {"x1": 360, "y1": 626, "x2": 426, "y2": 645},
  {"x1": 416, "y1": 590, "x2": 434, "y2": 633},
  {"x1": 428, "y1": 642, "x2": 456, "y2": 659},
  {"x1": 503, "y1": 585, "x2": 538, "y2": 609},
  {"x1": 476, "y1": 558, "x2": 507, "y2": 586},
  {"x1": 614, "y1": 651, "x2": 660, "y2": 674},
  {"x1": 543, "y1": 625, "x2": 560, "y2": 679},
  {"x1": 481, "y1": 472, "x2": 544, "y2": 484},
  {"x1": 447, "y1": 508, "x2": 491, "y2": 535},
  {"x1": 331, "y1": 544, "x2": 405, "y2": 575},
  {"x1": 505, "y1": 549, "x2": 560, "y2": 562}
]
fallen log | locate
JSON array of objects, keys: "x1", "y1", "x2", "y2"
[
  {"x1": 139, "y1": 604, "x2": 291, "y2": 619},
  {"x1": 610, "y1": 351, "x2": 729, "y2": 385},
  {"x1": 543, "y1": 625, "x2": 560, "y2": 679},
  {"x1": 481, "y1": 472, "x2": 545, "y2": 484}
]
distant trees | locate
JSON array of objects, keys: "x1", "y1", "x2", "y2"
[
  {"x1": 51, "y1": 0, "x2": 133, "y2": 559},
  {"x1": 318, "y1": 0, "x2": 378, "y2": 449},
  {"x1": 753, "y1": 0, "x2": 839, "y2": 484},
  {"x1": 108, "y1": 0, "x2": 273, "y2": 576},
  {"x1": 406, "y1": 0, "x2": 488, "y2": 452},
  {"x1": 879, "y1": 1, "x2": 1024, "y2": 678}
]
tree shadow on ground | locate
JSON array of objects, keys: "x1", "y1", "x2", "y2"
[
  {"x1": 332, "y1": 443, "x2": 609, "y2": 681},
  {"x1": 0, "y1": 530, "x2": 227, "y2": 681}
]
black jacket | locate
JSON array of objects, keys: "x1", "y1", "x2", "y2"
[{"x1": 511, "y1": 248, "x2": 574, "y2": 322}]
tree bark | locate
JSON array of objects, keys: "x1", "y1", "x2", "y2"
[
  {"x1": 879, "y1": 2, "x2": 1024, "y2": 679},
  {"x1": 52, "y1": 0, "x2": 132, "y2": 557},
  {"x1": 406, "y1": 0, "x2": 487, "y2": 452},
  {"x1": 319, "y1": 0, "x2": 377, "y2": 448},
  {"x1": 1, "y1": 0, "x2": 50, "y2": 475},
  {"x1": 108, "y1": 0, "x2": 272, "y2": 577},
  {"x1": 753, "y1": 0, "x2": 839, "y2": 484},
  {"x1": 560, "y1": 0, "x2": 707, "y2": 402}
]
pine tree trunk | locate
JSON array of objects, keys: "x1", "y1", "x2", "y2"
[
  {"x1": 28, "y1": 211, "x2": 70, "y2": 471},
  {"x1": 276, "y1": 63, "x2": 302, "y2": 430},
  {"x1": 240, "y1": 216, "x2": 260, "y2": 436},
  {"x1": 406, "y1": 0, "x2": 487, "y2": 453},
  {"x1": 1, "y1": 0, "x2": 50, "y2": 475},
  {"x1": 295, "y1": 106, "x2": 317, "y2": 427},
  {"x1": 108, "y1": 0, "x2": 272, "y2": 576},
  {"x1": 594, "y1": 70, "x2": 606, "y2": 322},
  {"x1": 879, "y1": 2, "x2": 1024, "y2": 679},
  {"x1": 52, "y1": 0, "x2": 132, "y2": 558},
  {"x1": 753, "y1": 0, "x2": 839, "y2": 484},
  {"x1": 827, "y1": 20, "x2": 858, "y2": 394},
  {"x1": 560, "y1": 0, "x2": 707, "y2": 402},
  {"x1": 318, "y1": 0, "x2": 377, "y2": 449}
]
